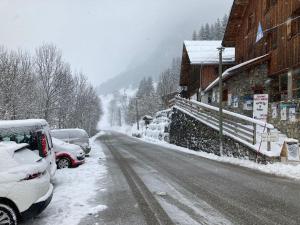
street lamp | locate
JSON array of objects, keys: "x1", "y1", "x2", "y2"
[{"x1": 217, "y1": 46, "x2": 225, "y2": 156}]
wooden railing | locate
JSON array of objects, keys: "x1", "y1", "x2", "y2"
[{"x1": 174, "y1": 96, "x2": 275, "y2": 150}]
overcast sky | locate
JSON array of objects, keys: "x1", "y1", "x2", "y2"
[{"x1": 0, "y1": 0, "x2": 232, "y2": 85}]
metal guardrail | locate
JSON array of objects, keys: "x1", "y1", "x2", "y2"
[{"x1": 174, "y1": 96, "x2": 275, "y2": 150}]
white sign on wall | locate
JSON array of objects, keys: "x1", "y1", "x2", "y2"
[
  {"x1": 232, "y1": 96, "x2": 239, "y2": 108},
  {"x1": 253, "y1": 94, "x2": 269, "y2": 122},
  {"x1": 228, "y1": 93, "x2": 232, "y2": 106},
  {"x1": 289, "y1": 107, "x2": 296, "y2": 122},
  {"x1": 281, "y1": 106, "x2": 287, "y2": 121},
  {"x1": 272, "y1": 104, "x2": 277, "y2": 119},
  {"x1": 261, "y1": 133, "x2": 279, "y2": 142}
]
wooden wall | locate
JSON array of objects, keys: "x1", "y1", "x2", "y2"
[
  {"x1": 229, "y1": 0, "x2": 299, "y2": 75},
  {"x1": 201, "y1": 66, "x2": 218, "y2": 89}
]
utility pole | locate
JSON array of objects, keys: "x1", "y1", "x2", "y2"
[
  {"x1": 217, "y1": 46, "x2": 225, "y2": 156},
  {"x1": 135, "y1": 98, "x2": 139, "y2": 130}
]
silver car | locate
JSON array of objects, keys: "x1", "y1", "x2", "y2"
[{"x1": 50, "y1": 129, "x2": 91, "y2": 155}]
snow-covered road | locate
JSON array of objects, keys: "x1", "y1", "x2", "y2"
[
  {"x1": 23, "y1": 133, "x2": 107, "y2": 225},
  {"x1": 98, "y1": 131, "x2": 300, "y2": 225}
]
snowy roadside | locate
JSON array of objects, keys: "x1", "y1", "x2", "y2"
[
  {"x1": 25, "y1": 132, "x2": 107, "y2": 225},
  {"x1": 140, "y1": 137, "x2": 300, "y2": 180}
]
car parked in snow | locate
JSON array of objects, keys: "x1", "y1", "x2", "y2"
[
  {"x1": 0, "y1": 119, "x2": 57, "y2": 178},
  {"x1": 0, "y1": 142, "x2": 53, "y2": 225},
  {"x1": 50, "y1": 129, "x2": 91, "y2": 155},
  {"x1": 52, "y1": 138, "x2": 85, "y2": 169}
]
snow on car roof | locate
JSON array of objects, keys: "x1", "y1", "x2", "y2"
[
  {"x1": 51, "y1": 128, "x2": 89, "y2": 138},
  {"x1": 0, "y1": 119, "x2": 49, "y2": 136},
  {"x1": 184, "y1": 40, "x2": 235, "y2": 65}
]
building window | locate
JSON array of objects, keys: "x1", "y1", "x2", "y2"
[
  {"x1": 288, "y1": 10, "x2": 300, "y2": 39},
  {"x1": 280, "y1": 73, "x2": 288, "y2": 100},
  {"x1": 293, "y1": 69, "x2": 300, "y2": 98},
  {"x1": 223, "y1": 89, "x2": 228, "y2": 102},
  {"x1": 270, "y1": 76, "x2": 280, "y2": 102}
]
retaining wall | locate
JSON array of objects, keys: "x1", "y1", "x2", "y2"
[{"x1": 169, "y1": 107, "x2": 279, "y2": 163}]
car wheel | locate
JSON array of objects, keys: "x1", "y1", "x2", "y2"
[
  {"x1": 0, "y1": 204, "x2": 17, "y2": 225},
  {"x1": 57, "y1": 157, "x2": 71, "y2": 169}
]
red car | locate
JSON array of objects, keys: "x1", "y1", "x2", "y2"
[{"x1": 52, "y1": 138, "x2": 85, "y2": 169}]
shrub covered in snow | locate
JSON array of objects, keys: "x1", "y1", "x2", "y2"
[{"x1": 144, "y1": 109, "x2": 172, "y2": 142}]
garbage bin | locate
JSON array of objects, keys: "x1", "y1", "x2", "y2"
[{"x1": 281, "y1": 139, "x2": 300, "y2": 162}]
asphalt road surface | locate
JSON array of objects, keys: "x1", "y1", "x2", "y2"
[{"x1": 82, "y1": 131, "x2": 300, "y2": 225}]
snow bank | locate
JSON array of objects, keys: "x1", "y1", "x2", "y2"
[
  {"x1": 144, "y1": 109, "x2": 171, "y2": 142},
  {"x1": 29, "y1": 133, "x2": 107, "y2": 225}
]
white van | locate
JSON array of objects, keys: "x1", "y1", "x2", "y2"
[{"x1": 0, "y1": 119, "x2": 56, "y2": 178}]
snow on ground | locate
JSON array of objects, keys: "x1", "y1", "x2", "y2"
[{"x1": 27, "y1": 132, "x2": 107, "y2": 225}]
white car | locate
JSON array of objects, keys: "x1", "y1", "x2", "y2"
[
  {"x1": 52, "y1": 138, "x2": 85, "y2": 169},
  {"x1": 0, "y1": 142, "x2": 53, "y2": 225},
  {"x1": 0, "y1": 119, "x2": 57, "y2": 179}
]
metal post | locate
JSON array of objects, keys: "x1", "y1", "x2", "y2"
[
  {"x1": 267, "y1": 127, "x2": 271, "y2": 151},
  {"x1": 135, "y1": 98, "x2": 139, "y2": 130},
  {"x1": 253, "y1": 123, "x2": 257, "y2": 145},
  {"x1": 218, "y1": 47, "x2": 225, "y2": 156}
]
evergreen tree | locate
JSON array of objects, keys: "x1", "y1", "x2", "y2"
[
  {"x1": 222, "y1": 14, "x2": 229, "y2": 36},
  {"x1": 215, "y1": 18, "x2": 223, "y2": 39},
  {"x1": 209, "y1": 24, "x2": 215, "y2": 40},
  {"x1": 192, "y1": 30, "x2": 197, "y2": 40},
  {"x1": 199, "y1": 26, "x2": 206, "y2": 40},
  {"x1": 204, "y1": 23, "x2": 210, "y2": 40}
]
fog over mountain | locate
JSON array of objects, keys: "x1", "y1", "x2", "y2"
[{"x1": 0, "y1": 0, "x2": 232, "y2": 90}]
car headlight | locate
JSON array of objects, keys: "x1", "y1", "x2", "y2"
[{"x1": 76, "y1": 150, "x2": 85, "y2": 158}]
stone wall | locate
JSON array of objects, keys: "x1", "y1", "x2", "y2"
[
  {"x1": 169, "y1": 107, "x2": 279, "y2": 163},
  {"x1": 268, "y1": 100, "x2": 300, "y2": 141}
]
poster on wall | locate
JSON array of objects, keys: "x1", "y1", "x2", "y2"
[
  {"x1": 228, "y1": 93, "x2": 232, "y2": 106},
  {"x1": 243, "y1": 95, "x2": 253, "y2": 111},
  {"x1": 281, "y1": 104, "x2": 287, "y2": 121},
  {"x1": 253, "y1": 94, "x2": 269, "y2": 122},
  {"x1": 212, "y1": 89, "x2": 216, "y2": 102},
  {"x1": 232, "y1": 96, "x2": 239, "y2": 108},
  {"x1": 271, "y1": 104, "x2": 277, "y2": 119},
  {"x1": 216, "y1": 92, "x2": 220, "y2": 103},
  {"x1": 289, "y1": 107, "x2": 296, "y2": 122}
]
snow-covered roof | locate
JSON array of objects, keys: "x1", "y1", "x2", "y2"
[
  {"x1": 0, "y1": 119, "x2": 48, "y2": 130},
  {"x1": 204, "y1": 54, "x2": 269, "y2": 93},
  {"x1": 51, "y1": 129, "x2": 89, "y2": 139},
  {"x1": 184, "y1": 41, "x2": 235, "y2": 65},
  {"x1": 0, "y1": 119, "x2": 49, "y2": 136}
]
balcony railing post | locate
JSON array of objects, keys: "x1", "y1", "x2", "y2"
[
  {"x1": 253, "y1": 123, "x2": 257, "y2": 145},
  {"x1": 267, "y1": 127, "x2": 271, "y2": 151}
]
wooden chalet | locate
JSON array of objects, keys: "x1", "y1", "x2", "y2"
[
  {"x1": 179, "y1": 41, "x2": 235, "y2": 101},
  {"x1": 205, "y1": 0, "x2": 300, "y2": 140}
]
